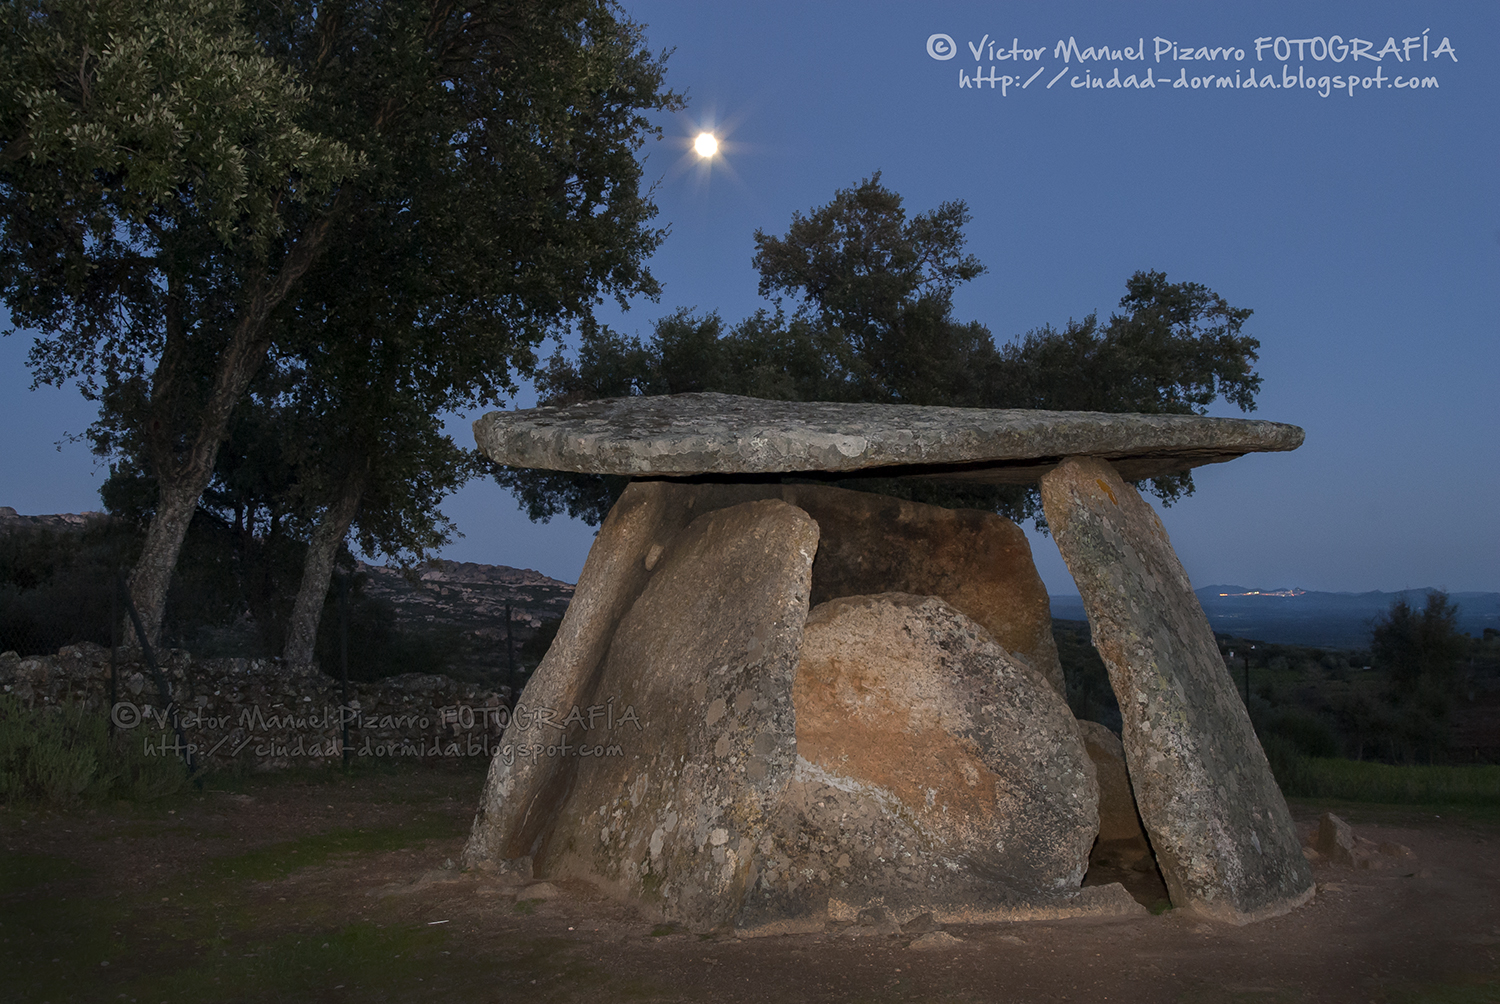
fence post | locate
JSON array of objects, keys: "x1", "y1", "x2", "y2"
[
  {"x1": 108, "y1": 571, "x2": 119, "y2": 737},
  {"x1": 340, "y1": 569, "x2": 350, "y2": 767}
]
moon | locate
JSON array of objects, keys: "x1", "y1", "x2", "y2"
[{"x1": 694, "y1": 132, "x2": 718, "y2": 158}]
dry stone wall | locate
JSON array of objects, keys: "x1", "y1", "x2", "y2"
[{"x1": 1, "y1": 643, "x2": 513, "y2": 772}]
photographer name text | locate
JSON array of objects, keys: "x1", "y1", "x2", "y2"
[{"x1": 925, "y1": 30, "x2": 1458, "y2": 98}]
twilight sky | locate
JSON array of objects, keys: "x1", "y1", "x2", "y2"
[{"x1": 2, "y1": 0, "x2": 1496, "y2": 595}]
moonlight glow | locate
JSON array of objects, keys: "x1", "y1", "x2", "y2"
[{"x1": 694, "y1": 132, "x2": 718, "y2": 158}]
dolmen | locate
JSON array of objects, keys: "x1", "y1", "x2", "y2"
[{"x1": 462, "y1": 392, "x2": 1314, "y2": 931}]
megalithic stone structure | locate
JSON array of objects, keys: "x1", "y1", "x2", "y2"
[
  {"x1": 1039, "y1": 456, "x2": 1314, "y2": 923},
  {"x1": 466, "y1": 392, "x2": 1314, "y2": 929}
]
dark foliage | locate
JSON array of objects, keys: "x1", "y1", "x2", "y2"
[
  {"x1": 1052, "y1": 619, "x2": 1121, "y2": 732},
  {"x1": 312, "y1": 570, "x2": 466, "y2": 683},
  {"x1": 0, "y1": 522, "x2": 136, "y2": 655},
  {"x1": 1373, "y1": 592, "x2": 1466, "y2": 696},
  {"x1": 1, "y1": 518, "x2": 457, "y2": 679},
  {"x1": 1054, "y1": 595, "x2": 1497, "y2": 773}
]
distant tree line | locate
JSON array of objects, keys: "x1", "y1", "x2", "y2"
[
  {"x1": 1237, "y1": 592, "x2": 1491, "y2": 770},
  {"x1": 1052, "y1": 589, "x2": 1497, "y2": 771}
]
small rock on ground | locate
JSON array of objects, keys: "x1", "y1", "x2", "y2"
[{"x1": 908, "y1": 932, "x2": 966, "y2": 950}]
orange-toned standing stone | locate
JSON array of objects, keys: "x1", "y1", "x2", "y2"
[
  {"x1": 735, "y1": 593, "x2": 1105, "y2": 930},
  {"x1": 778, "y1": 484, "x2": 1065, "y2": 695}
]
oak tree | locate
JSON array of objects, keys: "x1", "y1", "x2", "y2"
[{"x1": 2, "y1": 0, "x2": 679, "y2": 644}]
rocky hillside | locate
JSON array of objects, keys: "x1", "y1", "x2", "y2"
[
  {"x1": 0, "y1": 506, "x2": 108, "y2": 530},
  {"x1": 353, "y1": 558, "x2": 574, "y2": 680}
]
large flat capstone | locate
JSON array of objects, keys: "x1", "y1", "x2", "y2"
[{"x1": 473, "y1": 392, "x2": 1304, "y2": 484}]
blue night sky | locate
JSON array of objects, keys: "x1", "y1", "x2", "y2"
[{"x1": 2, "y1": 0, "x2": 1496, "y2": 596}]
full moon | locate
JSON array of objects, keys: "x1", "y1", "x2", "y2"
[{"x1": 694, "y1": 132, "x2": 718, "y2": 158}]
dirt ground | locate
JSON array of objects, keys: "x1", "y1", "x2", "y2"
[{"x1": 3, "y1": 761, "x2": 1498, "y2": 1004}]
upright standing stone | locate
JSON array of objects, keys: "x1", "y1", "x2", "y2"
[
  {"x1": 464, "y1": 479, "x2": 676, "y2": 867},
  {"x1": 522, "y1": 499, "x2": 819, "y2": 929},
  {"x1": 778, "y1": 485, "x2": 1066, "y2": 695},
  {"x1": 1039, "y1": 456, "x2": 1313, "y2": 923},
  {"x1": 464, "y1": 479, "x2": 783, "y2": 867},
  {"x1": 745, "y1": 593, "x2": 1098, "y2": 930}
]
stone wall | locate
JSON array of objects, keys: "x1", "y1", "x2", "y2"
[{"x1": 1, "y1": 643, "x2": 515, "y2": 772}]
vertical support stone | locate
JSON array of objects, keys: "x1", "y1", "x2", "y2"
[
  {"x1": 779, "y1": 484, "x2": 1066, "y2": 695},
  {"x1": 463, "y1": 480, "x2": 677, "y2": 867},
  {"x1": 531, "y1": 499, "x2": 819, "y2": 929},
  {"x1": 1039, "y1": 456, "x2": 1313, "y2": 923},
  {"x1": 462, "y1": 480, "x2": 781, "y2": 869}
]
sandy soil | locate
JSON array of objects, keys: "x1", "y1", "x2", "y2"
[{"x1": 3, "y1": 762, "x2": 1497, "y2": 1004}]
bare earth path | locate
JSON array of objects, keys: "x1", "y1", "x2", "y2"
[{"x1": 3, "y1": 762, "x2": 1497, "y2": 1003}]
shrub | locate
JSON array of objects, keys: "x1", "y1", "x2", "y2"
[
  {"x1": 1268, "y1": 707, "x2": 1340, "y2": 759},
  {"x1": 1259, "y1": 733, "x2": 1312, "y2": 795},
  {"x1": 0, "y1": 695, "x2": 186, "y2": 806},
  {"x1": 0, "y1": 522, "x2": 137, "y2": 655},
  {"x1": 1291, "y1": 757, "x2": 1500, "y2": 805}
]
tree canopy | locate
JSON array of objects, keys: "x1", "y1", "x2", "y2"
[
  {"x1": 2, "y1": 0, "x2": 681, "y2": 644},
  {"x1": 499, "y1": 174, "x2": 1265, "y2": 527},
  {"x1": 1372, "y1": 591, "x2": 1466, "y2": 697}
]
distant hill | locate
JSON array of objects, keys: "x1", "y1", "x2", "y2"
[
  {"x1": 357, "y1": 558, "x2": 571, "y2": 641},
  {"x1": 340, "y1": 559, "x2": 574, "y2": 681},
  {"x1": 0, "y1": 505, "x2": 108, "y2": 530},
  {"x1": 1049, "y1": 586, "x2": 1500, "y2": 649}
]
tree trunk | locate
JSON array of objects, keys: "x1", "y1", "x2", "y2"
[
  {"x1": 123, "y1": 478, "x2": 204, "y2": 651},
  {"x1": 125, "y1": 211, "x2": 341, "y2": 646},
  {"x1": 282, "y1": 469, "x2": 367, "y2": 668}
]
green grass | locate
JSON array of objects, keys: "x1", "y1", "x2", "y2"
[
  {"x1": 207, "y1": 815, "x2": 463, "y2": 882},
  {"x1": 0, "y1": 695, "x2": 188, "y2": 806},
  {"x1": 0, "y1": 809, "x2": 478, "y2": 1003},
  {"x1": 1286, "y1": 758, "x2": 1500, "y2": 806},
  {"x1": 0, "y1": 851, "x2": 75, "y2": 894}
]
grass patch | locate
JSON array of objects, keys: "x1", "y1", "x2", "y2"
[
  {"x1": 202, "y1": 753, "x2": 488, "y2": 799},
  {"x1": 1, "y1": 811, "x2": 470, "y2": 1002},
  {"x1": 124, "y1": 920, "x2": 455, "y2": 1002},
  {"x1": 0, "y1": 851, "x2": 75, "y2": 894},
  {"x1": 1286, "y1": 758, "x2": 1500, "y2": 806},
  {"x1": 0, "y1": 856, "x2": 133, "y2": 1001},
  {"x1": 208, "y1": 815, "x2": 465, "y2": 882},
  {"x1": 0, "y1": 695, "x2": 187, "y2": 806}
]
